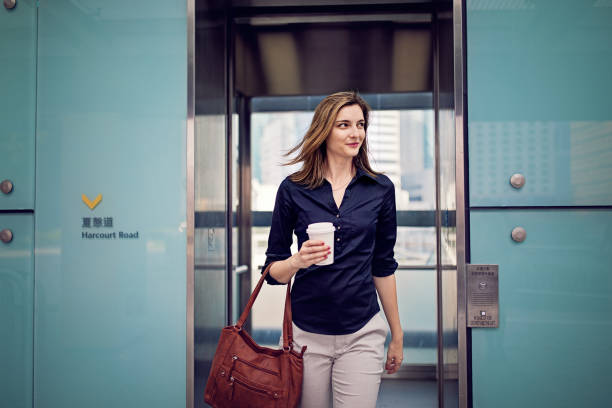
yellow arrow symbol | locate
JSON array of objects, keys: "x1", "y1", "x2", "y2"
[{"x1": 82, "y1": 194, "x2": 102, "y2": 210}]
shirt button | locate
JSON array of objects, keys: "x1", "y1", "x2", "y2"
[
  {"x1": 336, "y1": 237, "x2": 340, "y2": 241},
  {"x1": 336, "y1": 213, "x2": 340, "y2": 218},
  {"x1": 337, "y1": 226, "x2": 341, "y2": 230}
]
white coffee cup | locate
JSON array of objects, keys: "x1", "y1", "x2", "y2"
[{"x1": 306, "y1": 222, "x2": 335, "y2": 265}]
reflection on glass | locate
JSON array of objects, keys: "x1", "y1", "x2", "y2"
[
  {"x1": 442, "y1": 268, "x2": 458, "y2": 382},
  {"x1": 232, "y1": 114, "x2": 239, "y2": 323},
  {"x1": 232, "y1": 113, "x2": 239, "y2": 216},
  {"x1": 441, "y1": 226, "x2": 457, "y2": 266},
  {"x1": 384, "y1": 269, "x2": 438, "y2": 365},
  {"x1": 251, "y1": 112, "x2": 310, "y2": 211},
  {"x1": 194, "y1": 113, "x2": 227, "y2": 407},
  {"x1": 252, "y1": 110, "x2": 434, "y2": 212},
  {"x1": 195, "y1": 115, "x2": 227, "y2": 212},
  {"x1": 440, "y1": 94, "x2": 458, "y2": 406},
  {"x1": 394, "y1": 110, "x2": 435, "y2": 211},
  {"x1": 439, "y1": 109, "x2": 456, "y2": 212},
  {"x1": 397, "y1": 227, "x2": 436, "y2": 266}
]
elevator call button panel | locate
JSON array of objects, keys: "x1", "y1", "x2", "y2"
[{"x1": 467, "y1": 264, "x2": 499, "y2": 328}]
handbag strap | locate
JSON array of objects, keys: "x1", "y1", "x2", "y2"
[
  {"x1": 236, "y1": 262, "x2": 294, "y2": 351},
  {"x1": 282, "y1": 276, "x2": 293, "y2": 350}
]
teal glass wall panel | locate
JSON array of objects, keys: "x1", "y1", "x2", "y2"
[
  {"x1": 34, "y1": 1, "x2": 187, "y2": 407},
  {"x1": 0, "y1": 214, "x2": 34, "y2": 408},
  {"x1": 0, "y1": 1, "x2": 36, "y2": 210},
  {"x1": 467, "y1": 1, "x2": 612, "y2": 206},
  {"x1": 470, "y1": 210, "x2": 612, "y2": 408}
]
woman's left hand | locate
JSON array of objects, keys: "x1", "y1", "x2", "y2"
[{"x1": 385, "y1": 337, "x2": 403, "y2": 374}]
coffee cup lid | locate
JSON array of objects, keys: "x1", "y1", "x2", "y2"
[{"x1": 306, "y1": 222, "x2": 335, "y2": 234}]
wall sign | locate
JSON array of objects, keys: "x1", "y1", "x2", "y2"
[{"x1": 81, "y1": 193, "x2": 140, "y2": 240}]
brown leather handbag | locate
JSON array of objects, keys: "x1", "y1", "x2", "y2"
[{"x1": 204, "y1": 262, "x2": 306, "y2": 408}]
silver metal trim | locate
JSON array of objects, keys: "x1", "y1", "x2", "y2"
[
  {"x1": 382, "y1": 364, "x2": 437, "y2": 381},
  {"x1": 250, "y1": 93, "x2": 433, "y2": 112},
  {"x1": 225, "y1": 16, "x2": 235, "y2": 327},
  {"x1": 186, "y1": 0, "x2": 195, "y2": 406},
  {"x1": 240, "y1": 13, "x2": 432, "y2": 25},
  {"x1": 453, "y1": 0, "x2": 469, "y2": 407},
  {"x1": 398, "y1": 265, "x2": 450, "y2": 270},
  {"x1": 432, "y1": 10, "x2": 445, "y2": 408},
  {"x1": 237, "y1": 96, "x2": 253, "y2": 332},
  {"x1": 234, "y1": 265, "x2": 249, "y2": 275},
  {"x1": 381, "y1": 363, "x2": 459, "y2": 381},
  {"x1": 256, "y1": 264, "x2": 456, "y2": 271}
]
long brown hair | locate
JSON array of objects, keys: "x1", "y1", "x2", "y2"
[{"x1": 282, "y1": 91, "x2": 381, "y2": 189}]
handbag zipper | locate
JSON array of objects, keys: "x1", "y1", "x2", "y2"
[
  {"x1": 229, "y1": 355, "x2": 280, "y2": 377},
  {"x1": 229, "y1": 375, "x2": 280, "y2": 400}
]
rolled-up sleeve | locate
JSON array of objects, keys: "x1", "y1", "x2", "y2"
[
  {"x1": 262, "y1": 179, "x2": 296, "y2": 285},
  {"x1": 372, "y1": 184, "x2": 398, "y2": 277}
]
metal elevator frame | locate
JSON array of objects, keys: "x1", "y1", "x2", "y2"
[{"x1": 188, "y1": 1, "x2": 469, "y2": 407}]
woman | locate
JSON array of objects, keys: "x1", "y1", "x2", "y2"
[{"x1": 263, "y1": 91, "x2": 403, "y2": 408}]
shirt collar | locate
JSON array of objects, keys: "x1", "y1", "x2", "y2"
[{"x1": 355, "y1": 166, "x2": 385, "y2": 185}]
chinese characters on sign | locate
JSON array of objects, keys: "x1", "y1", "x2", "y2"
[
  {"x1": 82, "y1": 217, "x2": 114, "y2": 228},
  {"x1": 80, "y1": 194, "x2": 140, "y2": 240},
  {"x1": 467, "y1": 264, "x2": 499, "y2": 328},
  {"x1": 81, "y1": 216, "x2": 140, "y2": 240},
  {"x1": 471, "y1": 270, "x2": 495, "y2": 276}
]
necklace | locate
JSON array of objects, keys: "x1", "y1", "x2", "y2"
[
  {"x1": 328, "y1": 169, "x2": 355, "y2": 191},
  {"x1": 331, "y1": 178, "x2": 351, "y2": 191}
]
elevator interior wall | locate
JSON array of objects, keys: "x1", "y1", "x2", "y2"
[{"x1": 234, "y1": 19, "x2": 434, "y2": 96}]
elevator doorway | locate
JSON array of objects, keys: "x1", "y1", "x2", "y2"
[{"x1": 193, "y1": 1, "x2": 464, "y2": 407}]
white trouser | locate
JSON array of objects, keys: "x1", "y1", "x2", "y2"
[{"x1": 282, "y1": 312, "x2": 388, "y2": 408}]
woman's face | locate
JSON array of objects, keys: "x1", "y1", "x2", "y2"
[{"x1": 326, "y1": 104, "x2": 366, "y2": 160}]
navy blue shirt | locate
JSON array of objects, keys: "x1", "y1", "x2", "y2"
[{"x1": 262, "y1": 166, "x2": 398, "y2": 335}]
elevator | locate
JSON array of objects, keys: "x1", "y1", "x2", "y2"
[
  {"x1": 2, "y1": 1, "x2": 610, "y2": 408},
  {"x1": 193, "y1": 1, "x2": 466, "y2": 407}
]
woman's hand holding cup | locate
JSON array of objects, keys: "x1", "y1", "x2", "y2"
[{"x1": 290, "y1": 240, "x2": 331, "y2": 269}]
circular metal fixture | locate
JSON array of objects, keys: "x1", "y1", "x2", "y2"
[
  {"x1": 1, "y1": 229, "x2": 13, "y2": 243},
  {"x1": 510, "y1": 173, "x2": 525, "y2": 189},
  {"x1": 1, "y1": 180, "x2": 13, "y2": 194},
  {"x1": 511, "y1": 227, "x2": 526, "y2": 243},
  {"x1": 4, "y1": 0, "x2": 16, "y2": 10}
]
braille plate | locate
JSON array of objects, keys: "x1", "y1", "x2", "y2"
[{"x1": 467, "y1": 264, "x2": 499, "y2": 328}]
